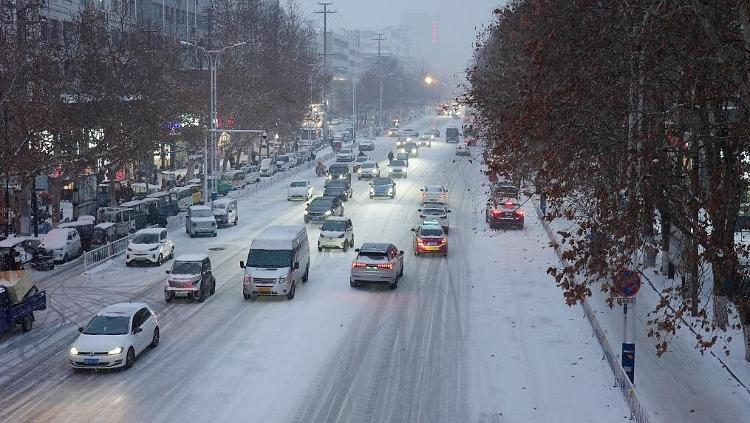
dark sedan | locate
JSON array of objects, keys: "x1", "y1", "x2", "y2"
[
  {"x1": 304, "y1": 196, "x2": 344, "y2": 223},
  {"x1": 369, "y1": 177, "x2": 396, "y2": 199}
]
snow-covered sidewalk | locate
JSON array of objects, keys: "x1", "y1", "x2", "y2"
[{"x1": 541, "y1": 206, "x2": 750, "y2": 423}]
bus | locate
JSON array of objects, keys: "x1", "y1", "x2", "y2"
[{"x1": 299, "y1": 126, "x2": 320, "y2": 148}]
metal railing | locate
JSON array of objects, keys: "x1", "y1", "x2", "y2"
[
  {"x1": 82, "y1": 233, "x2": 135, "y2": 272},
  {"x1": 533, "y1": 197, "x2": 652, "y2": 423}
]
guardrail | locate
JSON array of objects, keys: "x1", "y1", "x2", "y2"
[
  {"x1": 533, "y1": 197, "x2": 652, "y2": 423},
  {"x1": 82, "y1": 233, "x2": 135, "y2": 272}
]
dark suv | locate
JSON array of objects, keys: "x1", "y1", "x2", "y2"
[
  {"x1": 326, "y1": 164, "x2": 352, "y2": 186},
  {"x1": 305, "y1": 196, "x2": 344, "y2": 223},
  {"x1": 164, "y1": 254, "x2": 216, "y2": 302},
  {"x1": 323, "y1": 180, "x2": 353, "y2": 202}
]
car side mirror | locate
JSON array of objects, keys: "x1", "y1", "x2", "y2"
[
  {"x1": 239, "y1": 261, "x2": 245, "y2": 269},
  {"x1": 354, "y1": 248, "x2": 360, "y2": 253},
  {"x1": 399, "y1": 251, "x2": 404, "y2": 256},
  {"x1": 78, "y1": 327, "x2": 84, "y2": 333},
  {"x1": 417, "y1": 208, "x2": 422, "y2": 212},
  {"x1": 294, "y1": 262, "x2": 300, "y2": 269},
  {"x1": 133, "y1": 327, "x2": 143, "y2": 334},
  {"x1": 165, "y1": 270, "x2": 171, "y2": 274},
  {"x1": 419, "y1": 189, "x2": 423, "y2": 192},
  {"x1": 410, "y1": 228, "x2": 415, "y2": 232},
  {"x1": 448, "y1": 210, "x2": 452, "y2": 213}
]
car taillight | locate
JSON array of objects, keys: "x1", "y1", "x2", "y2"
[
  {"x1": 492, "y1": 209, "x2": 502, "y2": 217},
  {"x1": 352, "y1": 262, "x2": 367, "y2": 268},
  {"x1": 440, "y1": 237, "x2": 448, "y2": 245},
  {"x1": 416, "y1": 237, "x2": 425, "y2": 245},
  {"x1": 515, "y1": 210, "x2": 524, "y2": 217},
  {"x1": 377, "y1": 263, "x2": 393, "y2": 270}
]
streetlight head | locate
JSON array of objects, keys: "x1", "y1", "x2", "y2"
[
  {"x1": 262, "y1": 131, "x2": 268, "y2": 139},
  {"x1": 180, "y1": 40, "x2": 192, "y2": 46},
  {"x1": 424, "y1": 75, "x2": 434, "y2": 85}
]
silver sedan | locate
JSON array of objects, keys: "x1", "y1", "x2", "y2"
[{"x1": 350, "y1": 243, "x2": 404, "y2": 289}]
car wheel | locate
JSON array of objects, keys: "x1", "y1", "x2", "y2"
[
  {"x1": 21, "y1": 315, "x2": 33, "y2": 332},
  {"x1": 234, "y1": 216, "x2": 238, "y2": 225},
  {"x1": 210, "y1": 280, "x2": 216, "y2": 294},
  {"x1": 318, "y1": 245, "x2": 322, "y2": 252},
  {"x1": 343, "y1": 241, "x2": 349, "y2": 252},
  {"x1": 350, "y1": 279, "x2": 358, "y2": 288},
  {"x1": 156, "y1": 254, "x2": 163, "y2": 266},
  {"x1": 196, "y1": 288, "x2": 205, "y2": 303},
  {"x1": 124, "y1": 347, "x2": 135, "y2": 369},
  {"x1": 165, "y1": 291, "x2": 172, "y2": 303},
  {"x1": 399, "y1": 264, "x2": 404, "y2": 277},
  {"x1": 170, "y1": 248, "x2": 175, "y2": 259},
  {"x1": 389, "y1": 279, "x2": 398, "y2": 290},
  {"x1": 213, "y1": 232, "x2": 217, "y2": 237},
  {"x1": 150, "y1": 327, "x2": 160, "y2": 348},
  {"x1": 302, "y1": 264, "x2": 309, "y2": 283},
  {"x1": 126, "y1": 260, "x2": 132, "y2": 267},
  {"x1": 63, "y1": 252, "x2": 69, "y2": 263},
  {"x1": 189, "y1": 233, "x2": 195, "y2": 238},
  {"x1": 243, "y1": 292, "x2": 251, "y2": 300},
  {"x1": 287, "y1": 283, "x2": 296, "y2": 300}
]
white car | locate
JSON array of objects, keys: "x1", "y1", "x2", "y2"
[
  {"x1": 357, "y1": 161, "x2": 380, "y2": 180},
  {"x1": 287, "y1": 181, "x2": 313, "y2": 201},
  {"x1": 420, "y1": 185, "x2": 448, "y2": 205},
  {"x1": 318, "y1": 217, "x2": 354, "y2": 251},
  {"x1": 336, "y1": 148, "x2": 355, "y2": 162},
  {"x1": 68, "y1": 303, "x2": 159, "y2": 370},
  {"x1": 186, "y1": 205, "x2": 217, "y2": 237},
  {"x1": 419, "y1": 203, "x2": 452, "y2": 234},
  {"x1": 388, "y1": 160, "x2": 408, "y2": 178},
  {"x1": 40, "y1": 228, "x2": 82, "y2": 263},
  {"x1": 126, "y1": 228, "x2": 175, "y2": 266},
  {"x1": 358, "y1": 140, "x2": 375, "y2": 151}
]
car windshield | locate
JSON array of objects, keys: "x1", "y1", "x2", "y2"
[
  {"x1": 172, "y1": 261, "x2": 201, "y2": 274},
  {"x1": 420, "y1": 228, "x2": 444, "y2": 237},
  {"x1": 290, "y1": 182, "x2": 307, "y2": 187},
  {"x1": 309, "y1": 199, "x2": 333, "y2": 209},
  {"x1": 191, "y1": 209, "x2": 213, "y2": 218},
  {"x1": 212, "y1": 203, "x2": 226, "y2": 209},
  {"x1": 247, "y1": 249, "x2": 293, "y2": 268},
  {"x1": 329, "y1": 165, "x2": 349, "y2": 174},
  {"x1": 82, "y1": 315, "x2": 130, "y2": 335},
  {"x1": 321, "y1": 220, "x2": 347, "y2": 231},
  {"x1": 372, "y1": 178, "x2": 392, "y2": 186},
  {"x1": 362, "y1": 163, "x2": 376, "y2": 168},
  {"x1": 422, "y1": 208, "x2": 445, "y2": 216},
  {"x1": 425, "y1": 186, "x2": 443, "y2": 192},
  {"x1": 358, "y1": 251, "x2": 388, "y2": 261},
  {"x1": 391, "y1": 160, "x2": 407, "y2": 167},
  {"x1": 327, "y1": 180, "x2": 348, "y2": 187},
  {"x1": 132, "y1": 233, "x2": 159, "y2": 244},
  {"x1": 340, "y1": 149, "x2": 352, "y2": 154},
  {"x1": 356, "y1": 156, "x2": 368, "y2": 162},
  {"x1": 396, "y1": 154, "x2": 408, "y2": 160}
]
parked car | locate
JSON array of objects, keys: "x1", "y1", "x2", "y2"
[
  {"x1": 164, "y1": 254, "x2": 216, "y2": 302},
  {"x1": 485, "y1": 198, "x2": 525, "y2": 229},
  {"x1": 212, "y1": 197, "x2": 238, "y2": 226},
  {"x1": 304, "y1": 196, "x2": 344, "y2": 224},
  {"x1": 260, "y1": 158, "x2": 276, "y2": 177},
  {"x1": 185, "y1": 205, "x2": 217, "y2": 237},
  {"x1": 40, "y1": 228, "x2": 82, "y2": 263},
  {"x1": 125, "y1": 228, "x2": 175, "y2": 266},
  {"x1": 68, "y1": 303, "x2": 159, "y2": 370},
  {"x1": 287, "y1": 181, "x2": 314, "y2": 201},
  {"x1": 350, "y1": 243, "x2": 404, "y2": 289},
  {"x1": 240, "y1": 225, "x2": 310, "y2": 300},
  {"x1": 318, "y1": 217, "x2": 354, "y2": 251}
]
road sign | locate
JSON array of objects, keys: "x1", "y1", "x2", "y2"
[{"x1": 613, "y1": 269, "x2": 641, "y2": 297}]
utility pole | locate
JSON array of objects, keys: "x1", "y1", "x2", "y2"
[
  {"x1": 374, "y1": 32, "x2": 385, "y2": 135},
  {"x1": 315, "y1": 2, "x2": 336, "y2": 144}
]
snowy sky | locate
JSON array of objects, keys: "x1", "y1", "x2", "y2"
[{"x1": 298, "y1": 0, "x2": 504, "y2": 82}]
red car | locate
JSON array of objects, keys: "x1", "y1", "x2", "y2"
[
  {"x1": 485, "y1": 198, "x2": 524, "y2": 229},
  {"x1": 412, "y1": 222, "x2": 448, "y2": 256}
]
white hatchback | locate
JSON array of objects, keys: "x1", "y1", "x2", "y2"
[
  {"x1": 68, "y1": 303, "x2": 159, "y2": 370},
  {"x1": 126, "y1": 228, "x2": 175, "y2": 266},
  {"x1": 420, "y1": 185, "x2": 448, "y2": 205},
  {"x1": 287, "y1": 181, "x2": 313, "y2": 201}
]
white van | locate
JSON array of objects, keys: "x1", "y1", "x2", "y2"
[
  {"x1": 239, "y1": 225, "x2": 310, "y2": 301},
  {"x1": 260, "y1": 158, "x2": 275, "y2": 177}
]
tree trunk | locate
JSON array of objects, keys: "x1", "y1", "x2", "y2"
[
  {"x1": 108, "y1": 168, "x2": 117, "y2": 206},
  {"x1": 660, "y1": 211, "x2": 671, "y2": 275},
  {"x1": 686, "y1": 236, "x2": 700, "y2": 316},
  {"x1": 185, "y1": 158, "x2": 195, "y2": 181},
  {"x1": 49, "y1": 176, "x2": 64, "y2": 226}
]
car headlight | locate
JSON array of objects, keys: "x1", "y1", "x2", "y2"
[
  {"x1": 107, "y1": 346, "x2": 123, "y2": 355},
  {"x1": 127, "y1": 247, "x2": 133, "y2": 252},
  {"x1": 388, "y1": 188, "x2": 393, "y2": 194},
  {"x1": 69, "y1": 346, "x2": 79, "y2": 355},
  {"x1": 149, "y1": 246, "x2": 158, "y2": 251},
  {"x1": 324, "y1": 210, "x2": 332, "y2": 215},
  {"x1": 370, "y1": 188, "x2": 374, "y2": 194},
  {"x1": 337, "y1": 233, "x2": 345, "y2": 238},
  {"x1": 304, "y1": 210, "x2": 309, "y2": 215},
  {"x1": 358, "y1": 169, "x2": 362, "y2": 173}
]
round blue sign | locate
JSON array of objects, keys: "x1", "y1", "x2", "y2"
[{"x1": 614, "y1": 270, "x2": 641, "y2": 297}]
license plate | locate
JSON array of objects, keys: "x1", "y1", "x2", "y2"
[
  {"x1": 258, "y1": 286, "x2": 272, "y2": 293},
  {"x1": 426, "y1": 246, "x2": 439, "y2": 251},
  {"x1": 84, "y1": 358, "x2": 99, "y2": 365},
  {"x1": 175, "y1": 291, "x2": 190, "y2": 297}
]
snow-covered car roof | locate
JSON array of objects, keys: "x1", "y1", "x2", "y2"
[
  {"x1": 189, "y1": 205, "x2": 212, "y2": 211},
  {"x1": 174, "y1": 254, "x2": 209, "y2": 262},
  {"x1": 99, "y1": 302, "x2": 147, "y2": 316},
  {"x1": 134, "y1": 227, "x2": 166, "y2": 235},
  {"x1": 212, "y1": 198, "x2": 235, "y2": 206}
]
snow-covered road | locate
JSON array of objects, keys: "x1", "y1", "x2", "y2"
[{"x1": 0, "y1": 116, "x2": 629, "y2": 422}]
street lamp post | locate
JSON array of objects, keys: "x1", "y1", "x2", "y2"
[{"x1": 180, "y1": 40, "x2": 246, "y2": 203}]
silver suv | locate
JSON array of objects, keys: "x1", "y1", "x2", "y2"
[{"x1": 350, "y1": 243, "x2": 404, "y2": 289}]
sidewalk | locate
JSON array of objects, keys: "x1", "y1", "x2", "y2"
[{"x1": 538, "y1": 204, "x2": 750, "y2": 423}]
